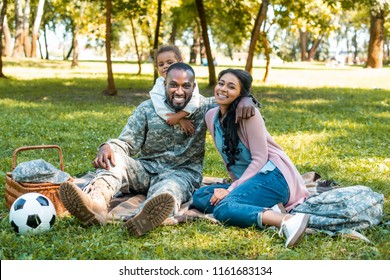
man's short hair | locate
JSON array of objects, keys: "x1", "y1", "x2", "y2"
[{"x1": 166, "y1": 62, "x2": 195, "y2": 79}]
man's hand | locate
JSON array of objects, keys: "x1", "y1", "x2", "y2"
[
  {"x1": 210, "y1": 188, "x2": 230, "y2": 206},
  {"x1": 235, "y1": 96, "x2": 256, "y2": 123},
  {"x1": 92, "y1": 144, "x2": 116, "y2": 170}
]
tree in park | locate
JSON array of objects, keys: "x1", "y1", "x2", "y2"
[
  {"x1": 31, "y1": 0, "x2": 45, "y2": 58},
  {"x1": 366, "y1": 1, "x2": 389, "y2": 68},
  {"x1": 11, "y1": 0, "x2": 45, "y2": 58},
  {"x1": 12, "y1": 0, "x2": 23, "y2": 58},
  {"x1": 152, "y1": 0, "x2": 162, "y2": 82},
  {"x1": 169, "y1": 0, "x2": 202, "y2": 64},
  {"x1": 246, "y1": 1, "x2": 289, "y2": 82},
  {"x1": 206, "y1": 0, "x2": 254, "y2": 62},
  {"x1": 334, "y1": 10, "x2": 370, "y2": 64},
  {"x1": 39, "y1": 1, "x2": 58, "y2": 60},
  {"x1": 284, "y1": 0, "x2": 342, "y2": 62},
  {"x1": 329, "y1": 0, "x2": 390, "y2": 68},
  {"x1": 245, "y1": 0, "x2": 269, "y2": 74},
  {"x1": 113, "y1": 0, "x2": 148, "y2": 75},
  {"x1": 54, "y1": 0, "x2": 89, "y2": 67},
  {"x1": 69, "y1": 1, "x2": 87, "y2": 67},
  {"x1": 195, "y1": 0, "x2": 216, "y2": 86},
  {"x1": 0, "y1": 0, "x2": 7, "y2": 78},
  {"x1": 104, "y1": 0, "x2": 117, "y2": 96},
  {"x1": 123, "y1": 0, "x2": 164, "y2": 81},
  {"x1": 50, "y1": 0, "x2": 106, "y2": 65},
  {"x1": 129, "y1": 17, "x2": 142, "y2": 74},
  {"x1": 1, "y1": 13, "x2": 11, "y2": 57},
  {"x1": 22, "y1": 0, "x2": 32, "y2": 57}
]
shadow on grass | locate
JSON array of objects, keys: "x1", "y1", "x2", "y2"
[{"x1": 0, "y1": 76, "x2": 151, "y2": 105}]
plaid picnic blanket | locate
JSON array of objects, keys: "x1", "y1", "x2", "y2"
[{"x1": 72, "y1": 171, "x2": 334, "y2": 226}]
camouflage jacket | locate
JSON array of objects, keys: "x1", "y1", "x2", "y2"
[{"x1": 108, "y1": 96, "x2": 215, "y2": 188}]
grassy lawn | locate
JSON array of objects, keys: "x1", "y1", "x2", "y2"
[{"x1": 0, "y1": 58, "x2": 389, "y2": 260}]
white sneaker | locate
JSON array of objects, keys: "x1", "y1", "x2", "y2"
[
  {"x1": 271, "y1": 203, "x2": 287, "y2": 214},
  {"x1": 279, "y1": 213, "x2": 310, "y2": 248}
]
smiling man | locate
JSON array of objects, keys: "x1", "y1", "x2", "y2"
[
  {"x1": 164, "y1": 64, "x2": 195, "y2": 111},
  {"x1": 59, "y1": 63, "x2": 256, "y2": 236}
]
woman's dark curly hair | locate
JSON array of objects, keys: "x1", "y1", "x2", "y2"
[{"x1": 218, "y1": 69, "x2": 253, "y2": 168}]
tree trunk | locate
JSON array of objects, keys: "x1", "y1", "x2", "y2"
[
  {"x1": 299, "y1": 29, "x2": 308, "y2": 61},
  {"x1": 366, "y1": 8, "x2": 384, "y2": 68},
  {"x1": 130, "y1": 17, "x2": 141, "y2": 75},
  {"x1": 190, "y1": 21, "x2": 200, "y2": 64},
  {"x1": 199, "y1": 34, "x2": 204, "y2": 65},
  {"x1": 193, "y1": 19, "x2": 203, "y2": 64},
  {"x1": 152, "y1": 0, "x2": 162, "y2": 82},
  {"x1": 189, "y1": 33, "x2": 197, "y2": 63},
  {"x1": 245, "y1": 0, "x2": 268, "y2": 74},
  {"x1": 12, "y1": 0, "x2": 24, "y2": 58},
  {"x1": 196, "y1": 20, "x2": 202, "y2": 65},
  {"x1": 43, "y1": 24, "x2": 49, "y2": 59},
  {"x1": 2, "y1": 15, "x2": 12, "y2": 57},
  {"x1": 71, "y1": 30, "x2": 79, "y2": 67},
  {"x1": 71, "y1": 1, "x2": 86, "y2": 68},
  {"x1": 66, "y1": 45, "x2": 73, "y2": 60},
  {"x1": 38, "y1": 35, "x2": 43, "y2": 59},
  {"x1": 260, "y1": 32, "x2": 271, "y2": 83},
  {"x1": 23, "y1": 0, "x2": 31, "y2": 57},
  {"x1": 31, "y1": 0, "x2": 45, "y2": 58},
  {"x1": 195, "y1": 0, "x2": 216, "y2": 86},
  {"x1": 142, "y1": 17, "x2": 154, "y2": 77},
  {"x1": 0, "y1": 0, "x2": 8, "y2": 78},
  {"x1": 346, "y1": 26, "x2": 351, "y2": 55},
  {"x1": 103, "y1": 0, "x2": 117, "y2": 96},
  {"x1": 308, "y1": 34, "x2": 324, "y2": 62},
  {"x1": 352, "y1": 29, "x2": 358, "y2": 63},
  {"x1": 169, "y1": 21, "x2": 176, "y2": 45}
]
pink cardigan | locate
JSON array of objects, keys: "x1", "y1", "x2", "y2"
[{"x1": 205, "y1": 107, "x2": 309, "y2": 211}]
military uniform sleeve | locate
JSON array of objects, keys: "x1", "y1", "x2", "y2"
[{"x1": 107, "y1": 104, "x2": 148, "y2": 156}]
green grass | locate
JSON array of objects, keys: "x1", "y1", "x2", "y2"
[{"x1": 0, "y1": 59, "x2": 389, "y2": 260}]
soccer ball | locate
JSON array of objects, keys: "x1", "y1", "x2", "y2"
[{"x1": 9, "y1": 192, "x2": 56, "y2": 235}]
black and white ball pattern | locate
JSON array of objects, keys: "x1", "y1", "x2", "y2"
[{"x1": 9, "y1": 193, "x2": 56, "y2": 235}]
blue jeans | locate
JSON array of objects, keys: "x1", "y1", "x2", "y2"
[{"x1": 192, "y1": 167, "x2": 290, "y2": 228}]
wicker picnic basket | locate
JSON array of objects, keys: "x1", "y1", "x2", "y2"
[{"x1": 5, "y1": 145, "x2": 69, "y2": 216}]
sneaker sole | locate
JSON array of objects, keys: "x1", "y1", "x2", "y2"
[
  {"x1": 123, "y1": 193, "x2": 175, "y2": 236},
  {"x1": 59, "y1": 182, "x2": 107, "y2": 226},
  {"x1": 287, "y1": 214, "x2": 310, "y2": 248}
]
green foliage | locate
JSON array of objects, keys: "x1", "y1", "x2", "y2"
[
  {"x1": 206, "y1": 0, "x2": 257, "y2": 55},
  {"x1": 0, "y1": 60, "x2": 389, "y2": 260}
]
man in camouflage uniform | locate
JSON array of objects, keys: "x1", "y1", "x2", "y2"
[{"x1": 60, "y1": 62, "x2": 255, "y2": 236}]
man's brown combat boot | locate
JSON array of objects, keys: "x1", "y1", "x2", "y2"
[
  {"x1": 60, "y1": 180, "x2": 109, "y2": 226},
  {"x1": 123, "y1": 193, "x2": 175, "y2": 236}
]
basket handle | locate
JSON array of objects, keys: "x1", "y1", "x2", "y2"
[{"x1": 12, "y1": 145, "x2": 65, "y2": 171}]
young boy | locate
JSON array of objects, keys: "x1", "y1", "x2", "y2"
[{"x1": 150, "y1": 45, "x2": 200, "y2": 135}]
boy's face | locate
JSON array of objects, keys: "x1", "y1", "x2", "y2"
[
  {"x1": 157, "y1": 51, "x2": 180, "y2": 78},
  {"x1": 164, "y1": 68, "x2": 195, "y2": 111}
]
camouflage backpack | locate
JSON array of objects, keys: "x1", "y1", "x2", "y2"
[{"x1": 292, "y1": 185, "x2": 384, "y2": 232}]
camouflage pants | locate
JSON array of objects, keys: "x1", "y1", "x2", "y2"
[{"x1": 90, "y1": 144, "x2": 194, "y2": 215}]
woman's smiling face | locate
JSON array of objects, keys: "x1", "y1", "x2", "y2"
[{"x1": 214, "y1": 72, "x2": 242, "y2": 110}]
